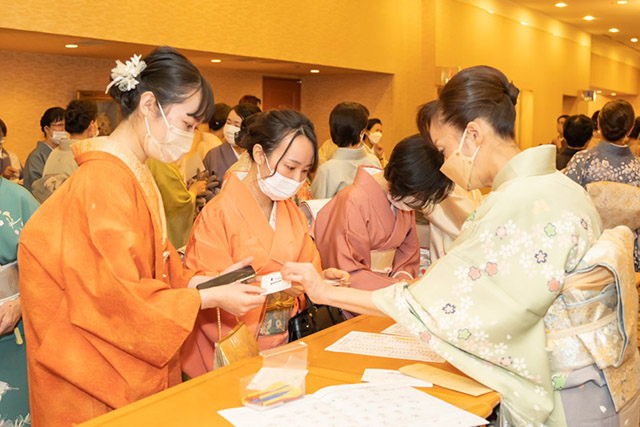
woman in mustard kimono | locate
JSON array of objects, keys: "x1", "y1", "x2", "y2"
[
  {"x1": 283, "y1": 66, "x2": 640, "y2": 426},
  {"x1": 182, "y1": 109, "x2": 324, "y2": 378}
]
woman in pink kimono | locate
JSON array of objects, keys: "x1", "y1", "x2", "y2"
[{"x1": 314, "y1": 134, "x2": 452, "y2": 307}]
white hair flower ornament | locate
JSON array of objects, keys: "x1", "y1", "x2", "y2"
[{"x1": 105, "y1": 54, "x2": 147, "y2": 94}]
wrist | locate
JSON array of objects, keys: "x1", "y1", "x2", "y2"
[
  {"x1": 198, "y1": 288, "x2": 220, "y2": 309},
  {"x1": 322, "y1": 284, "x2": 338, "y2": 307}
]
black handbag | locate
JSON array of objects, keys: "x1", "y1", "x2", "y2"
[{"x1": 288, "y1": 294, "x2": 344, "y2": 341}]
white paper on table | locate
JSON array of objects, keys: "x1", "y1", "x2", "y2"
[
  {"x1": 380, "y1": 322, "x2": 413, "y2": 337},
  {"x1": 361, "y1": 368, "x2": 432, "y2": 387},
  {"x1": 246, "y1": 367, "x2": 308, "y2": 390},
  {"x1": 218, "y1": 383, "x2": 488, "y2": 427},
  {"x1": 260, "y1": 272, "x2": 291, "y2": 295},
  {"x1": 325, "y1": 331, "x2": 445, "y2": 363}
]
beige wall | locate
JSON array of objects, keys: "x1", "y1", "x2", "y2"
[
  {"x1": 2, "y1": 0, "x2": 640, "y2": 160},
  {"x1": 435, "y1": 0, "x2": 592, "y2": 148},
  {"x1": 0, "y1": 49, "x2": 398, "y2": 163},
  {"x1": 0, "y1": 50, "x2": 268, "y2": 161},
  {"x1": 301, "y1": 73, "x2": 395, "y2": 150},
  {"x1": 1, "y1": 0, "x2": 431, "y2": 163},
  {"x1": 0, "y1": 50, "x2": 113, "y2": 161}
]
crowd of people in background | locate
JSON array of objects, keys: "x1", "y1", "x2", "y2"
[{"x1": 1, "y1": 46, "x2": 640, "y2": 427}]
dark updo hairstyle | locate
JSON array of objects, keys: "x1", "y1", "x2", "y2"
[
  {"x1": 385, "y1": 134, "x2": 453, "y2": 211},
  {"x1": 437, "y1": 65, "x2": 519, "y2": 139},
  {"x1": 238, "y1": 94, "x2": 261, "y2": 106},
  {"x1": 0, "y1": 118, "x2": 6, "y2": 138},
  {"x1": 330, "y1": 102, "x2": 369, "y2": 147},
  {"x1": 563, "y1": 115, "x2": 593, "y2": 148},
  {"x1": 366, "y1": 118, "x2": 382, "y2": 131},
  {"x1": 242, "y1": 109, "x2": 319, "y2": 174},
  {"x1": 231, "y1": 103, "x2": 263, "y2": 144},
  {"x1": 40, "y1": 107, "x2": 65, "y2": 133},
  {"x1": 416, "y1": 100, "x2": 439, "y2": 143},
  {"x1": 108, "y1": 46, "x2": 214, "y2": 123},
  {"x1": 65, "y1": 100, "x2": 98, "y2": 134},
  {"x1": 591, "y1": 110, "x2": 600, "y2": 131},
  {"x1": 629, "y1": 117, "x2": 640, "y2": 140},
  {"x1": 209, "y1": 103, "x2": 232, "y2": 131},
  {"x1": 231, "y1": 103, "x2": 262, "y2": 123},
  {"x1": 598, "y1": 100, "x2": 635, "y2": 142}
]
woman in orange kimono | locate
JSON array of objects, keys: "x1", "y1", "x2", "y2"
[
  {"x1": 314, "y1": 135, "x2": 452, "y2": 295},
  {"x1": 182, "y1": 109, "x2": 322, "y2": 378},
  {"x1": 17, "y1": 47, "x2": 266, "y2": 427}
]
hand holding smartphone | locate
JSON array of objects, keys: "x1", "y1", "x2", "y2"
[{"x1": 196, "y1": 266, "x2": 257, "y2": 290}]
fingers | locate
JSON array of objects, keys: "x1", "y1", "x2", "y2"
[
  {"x1": 281, "y1": 272, "x2": 303, "y2": 283},
  {"x1": 237, "y1": 283, "x2": 264, "y2": 294},
  {"x1": 281, "y1": 261, "x2": 312, "y2": 278}
]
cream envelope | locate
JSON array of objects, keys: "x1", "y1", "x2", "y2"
[{"x1": 399, "y1": 363, "x2": 493, "y2": 396}]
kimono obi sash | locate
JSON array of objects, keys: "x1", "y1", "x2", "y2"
[
  {"x1": 586, "y1": 181, "x2": 640, "y2": 232},
  {"x1": 0, "y1": 261, "x2": 19, "y2": 306},
  {"x1": 544, "y1": 226, "x2": 640, "y2": 411},
  {"x1": 371, "y1": 249, "x2": 397, "y2": 275}
]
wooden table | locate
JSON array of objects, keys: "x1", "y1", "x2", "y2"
[{"x1": 81, "y1": 316, "x2": 501, "y2": 426}]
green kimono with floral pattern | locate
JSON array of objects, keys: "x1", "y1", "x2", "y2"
[{"x1": 373, "y1": 146, "x2": 639, "y2": 425}]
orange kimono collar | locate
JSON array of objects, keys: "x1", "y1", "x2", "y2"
[
  {"x1": 223, "y1": 173, "x2": 304, "y2": 269},
  {"x1": 71, "y1": 137, "x2": 168, "y2": 245}
]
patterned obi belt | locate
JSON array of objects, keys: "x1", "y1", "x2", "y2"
[{"x1": 544, "y1": 229, "x2": 639, "y2": 412}]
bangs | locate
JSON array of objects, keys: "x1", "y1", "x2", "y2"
[{"x1": 187, "y1": 76, "x2": 215, "y2": 123}]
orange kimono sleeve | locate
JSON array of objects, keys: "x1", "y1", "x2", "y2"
[{"x1": 60, "y1": 167, "x2": 201, "y2": 369}]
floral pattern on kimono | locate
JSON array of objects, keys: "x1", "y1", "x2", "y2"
[{"x1": 372, "y1": 146, "x2": 603, "y2": 426}]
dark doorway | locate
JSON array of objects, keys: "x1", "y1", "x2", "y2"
[{"x1": 262, "y1": 77, "x2": 301, "y2": 111}]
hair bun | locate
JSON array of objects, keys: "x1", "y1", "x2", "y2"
[{"x1": 505, "y1": 81, "x2": 519, "y2": 106}]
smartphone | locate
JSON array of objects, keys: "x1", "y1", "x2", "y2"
[{"x1": 196, "y1": 265, "x2": 257, "y2": 290}]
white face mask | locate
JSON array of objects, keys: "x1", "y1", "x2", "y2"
[
  {"x1": 369, "y1": 131, "x2": 382, "y2": 145},
  {"x1": 257, "y1": 155, "x2": 304, "y2": 201},
  {"x1": 143, "y1": 102, "x2": 194, "y2": 163},
  {"x1": 224, "y1": 124, "x2": 241, "y2": 146},
  {"x1": 51, "y1": 131, "x2": 69, "y2": 146}
]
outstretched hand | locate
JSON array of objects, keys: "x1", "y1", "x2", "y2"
[{"x1": 281, "y1": 262, "x2": 334, "y2": 305}]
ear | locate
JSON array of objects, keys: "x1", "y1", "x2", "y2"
[
  {"x1": 252, "y1": 143, "x2": 266, "y2": 165},
  {"x1": 465, "y1": 121, "x2": 485, "y2": 151},
  {"x1": 139, "y1": 91, "x2": 157, "y2": 118}
]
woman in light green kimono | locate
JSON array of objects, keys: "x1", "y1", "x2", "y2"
[{"x1": 282, "y1": 66, "x2": 639, "y2": 426}]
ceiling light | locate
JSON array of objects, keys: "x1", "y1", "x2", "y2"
[
  {"x1": 521, "y1": 21, "x2": 528, "y2": 26},
  {"x1": 555, "y1": 2, "x2": 567, "y2": 7},
  {"x1": 489, "y1": 10, "x2": 494, "y2": 14},
  {"x1": 609, "y1": 28, "x2": 620, "y2": 33},
  {"x1": 596, "y1": 90, "x2": 602, "y2": 93},
  {"x1": 583, "y1": 15, "x2": 595, "y2": 21},
  {"x1": 631, "y1": 38, "x2": 638, "y2": 42},
  {"x1": 210, "y1": 59, "x2": 221, "y2": 63},
  {"x1": 65, "y1": 44, "x2": 78, "y2": 49},
  {"x1": 611, "y1": 92, "x2": 617, "y2": 96},
  {"x1": 617, "y1": 1, "x2": 628, "y2": 4},
  {"x1": 310, "y1": 69, "x2": 320, "y2": 73}
]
